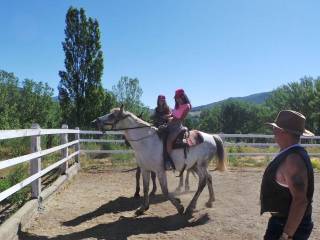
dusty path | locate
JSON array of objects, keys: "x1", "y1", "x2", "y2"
[{"x1": 20, "y1": 169, "x2": 319, "y2": 240}]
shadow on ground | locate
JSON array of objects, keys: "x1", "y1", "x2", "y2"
[
  {"x1": 61, "y1": 191, "x2": 195, "y2": 227},
  {"x1": 20, "y1": 213, "x2": 210, "y2": 240},
  {"x1": 62, "y1": 194, "x2": 168, "y2": 227}
]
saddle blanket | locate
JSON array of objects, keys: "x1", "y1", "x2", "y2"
[{"x1": 173, "y1": 130, "x2": 204, "y2": 148}]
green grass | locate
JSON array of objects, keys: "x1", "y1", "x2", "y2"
[
  {"x1": 225, "y1": 145, "x2": 320, "y2": 169},
  {"x1": 0, "y1": 164, "x2": 31, "y2": 206}
]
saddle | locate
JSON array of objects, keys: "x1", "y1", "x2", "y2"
[{"x1": 172, "y1": 128, "x2": 204, "y2": 158}]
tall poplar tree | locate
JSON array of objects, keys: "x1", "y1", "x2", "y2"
[{"x1": 58, "y1": 7, "x2": 105, "y2": 128}]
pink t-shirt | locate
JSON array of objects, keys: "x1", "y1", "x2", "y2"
[{"x1": 172, "y1": 104, "x2": 191, "y2": 120}]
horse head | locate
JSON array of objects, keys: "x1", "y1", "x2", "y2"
[{"x1": 91, "y1": 105, "x2": 133, "y2": 131}]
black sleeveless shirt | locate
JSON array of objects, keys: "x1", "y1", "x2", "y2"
[{"x1": 260, "y1": 145, "x2": 314, "y2": 217}]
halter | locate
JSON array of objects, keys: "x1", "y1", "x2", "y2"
[{"x1": 111, "y1": 113, "x2": 130, "y2": 130}]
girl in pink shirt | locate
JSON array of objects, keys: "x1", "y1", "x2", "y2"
[{"x1": 164, "y1": 89, "x2": 191, "y2": 170}]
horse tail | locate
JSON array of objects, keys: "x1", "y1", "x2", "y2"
[{"x1": 212, "y1": 134, "x2": 227, "y2": 171}]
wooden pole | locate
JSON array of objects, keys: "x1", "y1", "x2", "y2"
[{"x1": 30, "y1": 123, "x2": 41, "y2": 198}]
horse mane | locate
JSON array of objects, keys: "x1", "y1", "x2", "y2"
[
  {"x1": 127, "y1": 112, "x2": 151, "y2": 126},
  {"x1": 111, "y1": 108, "x2": 152, "y2": 127}
]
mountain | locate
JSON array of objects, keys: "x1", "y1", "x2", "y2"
[
  {"x1": 52, "y1": 91, "x2": 272, "y2": 113},
  {"x1": 191, "y1": 91, "x2": 272, "y2": 113}
]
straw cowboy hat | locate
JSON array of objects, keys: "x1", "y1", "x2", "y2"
[{"x1": 266, "y1": 110, "x2": 314, "y2": 136}]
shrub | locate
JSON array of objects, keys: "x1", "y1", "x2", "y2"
[
  {"x1": 311, "y1": 158, "x2": 320, "y2": 170},
  {"x1": 0, "y1": 165, "x2": 30, "y2": 206}
]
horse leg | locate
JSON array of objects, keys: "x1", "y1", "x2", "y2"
[
  {"x1": 157, "y1": 170, "x2": 184, "y2": 214},
  {"x1": 185, "y1": 167, "x2": 207, "y2": 215},
  {"x1": 205, "y1": 171, "x2": 215, "y2": 208},
  {"x1": 149, "y1": 171, "x2": 157, "y2": 197},
  {"x1": 134, "y1": 167, "x2": 141, "y2": 198},
  {"x1": 135, "y1": 170, "x2": 150, "y2": 215},
  {"x1": 185, "y1": 169, "x2": 190, "y2": 192},
  {"x1": 175, "y1": 171, "x2": 184, "y2": 193}
]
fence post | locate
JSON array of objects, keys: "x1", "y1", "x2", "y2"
[
  {"x1": 75, "y1": 127, "x2": 80, "y2": 166},
  {"x1": 60, "y1": 124, "x2": 68, "y2": 174},
  {"x1": 30, "y1": 123, "x2": 41, "y2": 199}
]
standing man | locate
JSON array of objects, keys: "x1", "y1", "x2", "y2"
[{"x1": 261, "y1": 110, "x2": 314, "y2": 240}]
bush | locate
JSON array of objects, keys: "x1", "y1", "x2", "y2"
[
  {"x1": 311, "y1": 158, "x2": 320, "y2": 170},
  {"x1": 0, "y1": 165, "x2": 30, "y2": 206}
]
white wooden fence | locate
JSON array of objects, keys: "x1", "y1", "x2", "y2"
[
  {"x1": 0, "y1": 124, "x2": 80, "y2": 203},
  {"x1": 220, "y1": 134, "x2": 320, "y2": 156},
  {"x1": 1, "y1": 127, "x2": 320, "y2": 204}
]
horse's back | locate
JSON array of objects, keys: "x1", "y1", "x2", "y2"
[{"x1": 198, "y1": 131, "x2": 216, "y2": 145}]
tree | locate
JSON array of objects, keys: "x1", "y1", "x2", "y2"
[
  {"x1": 58, "y1": 7, "x2": 105, "y2": 128},
  {"x1": 17, "y1": 79, "x2": 61, "y2": 128},
  {"x1": 0, "y1": 70, "x2": 20, "y2": 129},
  {"x1": 184, "y1": 115, "x2": 200, "y2": 130},
  {"x1": 196, "y1": 100, "x2": 268, "y2": 134},
  {"x1": 112, "y1": 76, "x2": 144, "y2": 114},
  {"x1": 198, "y1": 107, "x2": 221, "y2": 132},
  {"x1": 219, "y1": 100, "x2": 269, "y2": 133},
  {"x1": 0, "y1": 70, "x2": 61, "y2": 130},
  {"x1": 265, "y1": 76, "x2": 320, "y2": 134},
  {"x1": 101, "y1": 89, "x2": 117, "y2": 114}
]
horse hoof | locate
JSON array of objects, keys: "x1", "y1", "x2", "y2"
[
  {"x1": 134, "y1": 193, "x2": 140, "y2": 198},
  {"x1": 184, "y1": 207, "x2": 193, "y2": 216},
  {"x1": 185, "y1": 186, "x2": 190, "y2": 192},
  {"x1": 149, "y1": 191, "x2": 156, "y2": 197},
  {"x1": 135, "y1": 209, "x2": 144, "y2": 216},
  {"x1": 205, "y1": 202, "x2": 213, "y2": 208},
  {"x1": 175, "y1": 188, "x2": 182, "y2": 193},
  {"x1": 135, "y1": 208, "x2": 144, "y2": 216}
]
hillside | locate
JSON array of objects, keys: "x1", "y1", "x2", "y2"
[
  {"x1": 52, "y1": 91, "x2": 272, "y2": 114},
  {"x1": 191, "y1": 91, "x2": 272, "y2": 112}
]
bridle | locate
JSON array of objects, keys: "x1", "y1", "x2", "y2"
[{"x1": 111, "y1": 113, "x2": 130, "y2": 130}]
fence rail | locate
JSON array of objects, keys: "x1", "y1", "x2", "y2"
[
  {"x1": 219, "y1": 133, "x2": 320, "y2": 139},
  {"x1": 0, "y1": 129, "x2": 80, "y2": 140},
  {"x1": 220, "y1": 133, "x2": 320, "y2": 156},
  {"x1": 1, "y1": 127, "x2": 320, "y2": 204},
  {"x1": 0, "y1": 125, "x2": 81, "y2": 203}
]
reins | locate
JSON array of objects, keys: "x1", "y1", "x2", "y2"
[{"x1": 107, "y1": 125, "x2": 153, "y2": 131}]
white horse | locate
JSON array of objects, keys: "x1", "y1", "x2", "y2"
[{"x1": 92, "y1": 106, "x2": 227, "y2": 215}]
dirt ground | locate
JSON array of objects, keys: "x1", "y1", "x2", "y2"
[{"x1": 20, "y1": 168, "x2": 319, "y2": 240}]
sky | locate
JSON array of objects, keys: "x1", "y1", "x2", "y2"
[{"x1": 1, "y1": 0, "x2": 320, "y2": 108}]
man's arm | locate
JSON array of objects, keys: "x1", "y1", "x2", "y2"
[{"x1": 281, "y1": 153, "x2": 309, "y2": 237}]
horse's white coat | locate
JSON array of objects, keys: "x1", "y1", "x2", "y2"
[{"x1": 96, "y1": 108, "x2": 226, "y2": 215}]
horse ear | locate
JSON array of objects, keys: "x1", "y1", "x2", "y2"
[{"x1": 120, "y1": 104, "x2": 124, "y2": 114}]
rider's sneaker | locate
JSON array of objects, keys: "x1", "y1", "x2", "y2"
[
  {"x1": 164, "y1": 158, "x2": 176, "y2": 171},
  {"x1": 165, "y1": 160, "x2": 173, "y2": 170}
]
